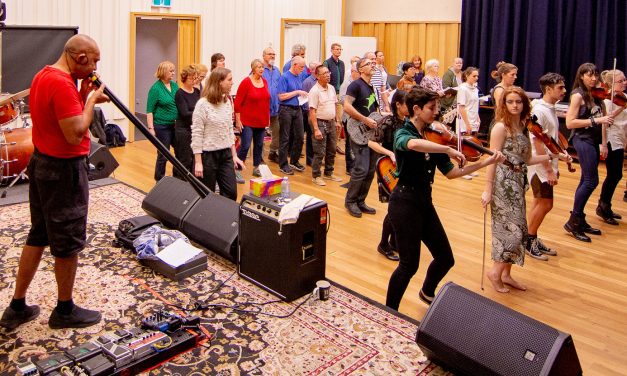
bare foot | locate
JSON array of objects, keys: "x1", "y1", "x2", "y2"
[
  {"x1": 487, "y1": 272, "x2": 510, "y2": 293},
  {"x1": 501, "y1": 275, "x2": 527, "y2": 291}
]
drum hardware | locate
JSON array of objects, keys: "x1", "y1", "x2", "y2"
[
  {"x1": 0, "y1": 88, "x2": 30, "y2": 128},
  {"x1": 0, "y1": 166, "x2": 27, "y2": 198}
]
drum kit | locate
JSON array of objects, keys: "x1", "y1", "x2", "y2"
[{"x1": 0, "y1": 88, "x2": 34, "y2": 197}]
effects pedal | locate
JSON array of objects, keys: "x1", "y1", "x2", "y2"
[{"x1": 141, "y1": 310, "x2": 182, "y2": 332}]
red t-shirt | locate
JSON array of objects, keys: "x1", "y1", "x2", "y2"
[
  {"x1": 234, "y1": 76, "x2": 270, "y2": 128},
  {"x1": 30, "y1": 66, "x2": 88, "y2": 157}
]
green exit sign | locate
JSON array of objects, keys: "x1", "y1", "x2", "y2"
[{"x1": 152, "y1": 0, "x2": 171, "y2": 7}]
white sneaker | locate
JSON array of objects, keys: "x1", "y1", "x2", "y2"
[
  {"x1": 312, "y1": 177, "x2": 327, "y2": 186},
  {"x1": 323, "y1": 174, "x2": 342, "y2": 182},
  {"x1": 470, "y1": 172, "x2": 479, "y2": 177},
  {"x1": 462, "y1": 175, "x2": 473, "y2": 180}
]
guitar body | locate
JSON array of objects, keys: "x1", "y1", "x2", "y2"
[
  {"x1": 376, "y1": 155, "x2": 398, "y2": 195},
  {"x1": 346, "y1": 112, "x2": 386, "y2": 146}
]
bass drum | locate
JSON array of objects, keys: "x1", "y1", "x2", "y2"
[{"x1": 1, "y1": 127, "x2": 34, "y2": 182}]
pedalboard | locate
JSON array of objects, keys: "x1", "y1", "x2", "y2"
[{"x1": 18, "y1": 311, "x2": 205, "y2": 376}]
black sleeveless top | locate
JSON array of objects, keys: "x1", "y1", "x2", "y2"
[{"x1": 572, "y1": 87, "x2": 604, "y2": 143}]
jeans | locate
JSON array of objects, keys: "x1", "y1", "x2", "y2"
[
  {"x1": 572, "y1": 136, "x2": 599, "y2": 216},
  {"x1": 600, "y1": 143, "x2": 624, "y2": 204},
  {"x1": 268, "y1": 115, "x2": 279, "y2": 154},
  {"x1": 303, "y1": 109, "x2": 314, "y2": 165},
  {"x1": 386, "y1": 184, "x2": 455, "y2": 310},
  {"x1": 173, "y1": 122, "x2": 193, "y2": 180},
  {"x1": 237, "y1": 126, "x2": 265, "y2": 167},
  {"x1": 278, "y1": 105, "x2": 303, "y2": 169},
  {"x1": 154, "y1": 123, "x2": 175, "y2": 181},
  {"x1": 311, "y1": 119, "x2": 338, "y2": 178},
  {"x1": 343, "y1": 119, "x2": 354, "y2": 172},
  {"x1": 197, "y1": 148, "x2": 237, "y2": 200},
  {"x1": 345, "y1": 140, "x2": 376, "y2": 204}
]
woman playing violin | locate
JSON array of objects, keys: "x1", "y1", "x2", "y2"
[
  {"x1": 596, "y1": 69, "x2": 626, "y2": 224},
  {"x1": 481, "y1": 87, "x2": 551, "y2": 293},
  {"x1": 563, "y1": 63, "x2": 614, "y2": 242},
  {"x1": 386, "y1": 87, "x2": 504, "y2": 309},
  {"x1": 526, "y1": 73, "x2": 570, "y2": 260}
]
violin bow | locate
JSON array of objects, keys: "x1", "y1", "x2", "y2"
[
  {"x1": 456, "y1": 105, "x2": 463, "y2": 168},
  {"x1": 610, "y1": 58, "x2": 617, "y2": 114}
]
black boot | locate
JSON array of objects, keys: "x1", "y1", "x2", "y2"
[
  {"x1": 580, "y1": 213, "x2": 602, "y2": 234},
  {"x1": 564, "y1": 212, "x2": 591, "y2": 242},
  {"x1": 596, "y1": 200, "x2": 619, "y2": 225}
]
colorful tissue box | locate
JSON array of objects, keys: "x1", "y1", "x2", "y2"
[{"x1": 249, "y1": 176, "x2": 282, "y2": 197}]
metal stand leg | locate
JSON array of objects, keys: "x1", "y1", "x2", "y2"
[{"x1": 1, "y1": 166, "x2": 27, "y2": 198}]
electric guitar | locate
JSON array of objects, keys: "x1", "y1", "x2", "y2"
[{"x1": 376, "y1": 155, "x2": 398, "y2": 195}]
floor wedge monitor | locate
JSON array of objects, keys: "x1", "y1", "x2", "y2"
[
  {"x1": 416, "y1": 282, "x2": 582, "y2": 376},
  {"x1": 141, "y1": 176, "x2": 200, "y2": 230}
]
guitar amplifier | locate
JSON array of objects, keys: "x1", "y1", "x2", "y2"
[{"x1": 238, "y1": 192, "x2": 327, "y2": 301}]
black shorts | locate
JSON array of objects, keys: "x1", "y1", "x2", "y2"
[
  {"x1": 530, "y1": 174, "x2": 554, "y2": 199},
  {"x1": 26, "y1": 150, "x2": 89, "y2": 258}
]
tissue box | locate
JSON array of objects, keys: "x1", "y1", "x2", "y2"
[{"x1": 250, "y1": 176, "x2": 282, "y2": 197}]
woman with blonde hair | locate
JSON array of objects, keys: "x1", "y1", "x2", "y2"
[
  {"x1": 595, "y1": 69, "x2": 625, "y2": 224},
  {"x1": 490, "y1": 62, "x2": 518, "y2": 109},
  {"x1": 147, "y1": 60, "x2": 179, "y2": 181},
  {"x1": 235, "y1": 59, "x2": 271, "y2": 177},
  {"x1": 191, "y1": 67, "x2": 245, "y2": 200},
  {"x1": 481, "y1": 87, "x2": 551, "y2": 293},
  {"x1": 419, "y1": 59, "x2": 445, "y2": 97},
  {"x1": 194, "y1": 63, "x2": 208, "y2": 91}
]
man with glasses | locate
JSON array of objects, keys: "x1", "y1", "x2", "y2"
[
  {"x1": 343, "y1": 56, "x2": 379, "y2": 217},
  {"x1": 262, "y1": 47, "x2": 281, "y2": 164},
  {"x1": 324, "y1": 44, "x2": 346, "y2": 155}
]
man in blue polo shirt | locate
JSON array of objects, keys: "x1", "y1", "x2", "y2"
[
  {"x1": 262, "y1": 47, "x2": 282, "y2": 163},
  {"x1": 277, "y1": 56, "x2": 308, "y2": 175}
]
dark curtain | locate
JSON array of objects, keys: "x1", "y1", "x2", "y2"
[{"x1": 460, "y1": 0, "x2": 627, "y2": 95}]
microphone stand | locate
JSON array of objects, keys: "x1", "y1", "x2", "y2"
[{"x1": 89, "y1": 73, "x2": 210, "y2": 198}]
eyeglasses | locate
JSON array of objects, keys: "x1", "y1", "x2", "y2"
[{"x1": 360, "y1": 62, "x2": 375, "y2": 68}]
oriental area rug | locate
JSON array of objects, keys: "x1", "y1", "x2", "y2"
[{"x1": 0, "y1": 183, "x2": 448, "y2": 375}]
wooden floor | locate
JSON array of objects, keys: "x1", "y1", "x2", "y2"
[{"x1": 109, "y1": 139, "x2": 626, "y2": 375}]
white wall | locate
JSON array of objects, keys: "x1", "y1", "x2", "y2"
[
  {"x1": 344, "y1": 0, "x2": 462, "y2": 35},
  {"x1": 3, "y1": 0, "x2": 342, "y2": 136}
]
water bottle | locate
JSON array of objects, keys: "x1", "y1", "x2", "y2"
[{"x1": 280, "y1": 177, "x2": 290, "y2": 199}]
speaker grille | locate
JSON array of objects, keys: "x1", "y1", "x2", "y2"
[{"x1": 418, "y1": 283, "x2": 560, "y2": 375}]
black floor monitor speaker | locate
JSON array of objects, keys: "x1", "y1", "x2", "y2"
[
  {"x1": 88, "y1": 141, "x2": 119, "y2": 181},
  {"x1": 141, "y1": 176, "x2": 200, "y2": 229},
  {"x1": 416, "y1": 282, "x2": 582, "y2": 376},
  {"x1": 180, "y1": 193, "x2": 239, "y2": 262},
  {"x1": 238, "y1": 192, "x2": 327, "y2": 301}
]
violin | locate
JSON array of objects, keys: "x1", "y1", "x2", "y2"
[
  {"x1": 591, "y1": 86, "x2": 627, "y2": 107},
  {"x1": 526, "y1": 114, "x2": 576, "y2": 173},
  {"x1": 424, "y1": 122, "x2": 493, "y2": 162}
]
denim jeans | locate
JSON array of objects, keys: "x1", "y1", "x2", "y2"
[
  {"x1": 345, "y1": 140, "x2": 377, "y2": 204},
  {"x1": 154, "y1": 123, "x2": 175, "y2": 181},
  {"x1": 572, "y1": 136, "x2": 599, "y2": 216},
  {"x1": 311, "y1": 119, "x2": 338, "y2": 177},
  {"x1": 268, "y1": 115, "x2": 280, "y2": 154},
  {"x1": 278, "y1": 105, "x2": 303, "y2": 169},
  {"x1": 600, "y1": 143, "x2": 624, "y2": 204},
  {"x1": 303, "y1": 109, "x2": 314, "y2": 165},
  {"x1": 343, "y1": 119, "x2": 354, "y2": 172},
  {"x1": 237, "y1": 126, "x2": 265, "y2": 167}
]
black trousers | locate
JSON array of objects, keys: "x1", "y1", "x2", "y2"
[
  {"x1": 173, "y1": 123, "x2": 193, "y2": 180},
  {"x1": 197, "y1": 148, "x2": 237, "y2": 201},
  {"x1": 278, "y1": 105, "x2": 304, "y2": 169},
  {"x1": 600, "y1": 144, "x2": 624, "y2": 204},
  {"x1": 386, "y1": 184, "x2": 455, "y2": 310},
  {"x1": 345, "y1": 140, "x2": 377, "y2": 204}
]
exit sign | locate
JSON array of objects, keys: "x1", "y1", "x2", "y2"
[{"x1": 152, "y1": 0, "x2": 171, "y2": 7}]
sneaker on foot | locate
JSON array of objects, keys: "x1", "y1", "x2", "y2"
[
  {"x1": 49, "y1": 305, "x2": 102, "y2": 329},
  {"x1": 312, "y1": 177, "x2": 326, "y2": 186},
  {"x1": 290, "y1": 162, "x2": 305, "y2": 172},
  {"x1": 470, "y1": 172, "x2": 479, "y2": 177},
  {"x1": 268, "y1": 152, "x2": 279, "y2": 164},
  {"x1": 525, "y1": 239, "x2": 549, "y2": 261},
  {"x1": 462, "y1": 175, "x2": 473, "y2": 180},
  {"x1": 323, "y1": 174, "x2": 342, "y2": 182},
  {"x1": 279, "y1": 166, "x2": 294, "y2": 175},
  {"x1": 252, "y1": 167, "x2": 262, "y2": 178},
  {"x1": 419, "y1": 290, "x2": 434, "y2": 305},
  {"x1": 0, "y1": 305, "x2": 40, "y2": 331},
  {"x1": 535, "y1": 238, "x2": 557, "y2": 256},
  {"x1": 235, "y1": 171, "x2": 245, "y2": 184}
]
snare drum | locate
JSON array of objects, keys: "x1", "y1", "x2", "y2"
[
  {"x1": 1, "y1": 127, "x2": 34, "y2": 180},
  {"x1": 0, "y1": 102, "x2": 17, "y2": 127}
]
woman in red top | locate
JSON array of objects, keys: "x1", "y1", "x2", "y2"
[{"x1": 235, "y1": 59, "x2": 271, "y2": 177}]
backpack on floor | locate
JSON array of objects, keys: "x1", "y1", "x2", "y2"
[
  {"x1": 113, "y1": 215, "x2": 162, "y2": 249},
  {"x1": 105, "y1": 123, "x2": 127, "y2": 147}
]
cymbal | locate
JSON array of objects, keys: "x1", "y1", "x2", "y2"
[{"x1": 0, "y1": 88, "x2": 30, "y2": 106}]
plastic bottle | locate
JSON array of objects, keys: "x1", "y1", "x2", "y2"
[{"x1": 281, "y1": 176, "x2": 290, "y2": 198}]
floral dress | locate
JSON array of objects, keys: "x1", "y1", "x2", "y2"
[{"x1": 490, "y1": 132, "x2": 531, "y2": 265}]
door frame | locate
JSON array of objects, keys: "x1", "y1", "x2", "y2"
[
  {"x1": 129, "y1": 12, "x2": 201, "y2": 141},
  {"x1": 280, "y1": 18, "x2": 326, "y2": 68}
]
